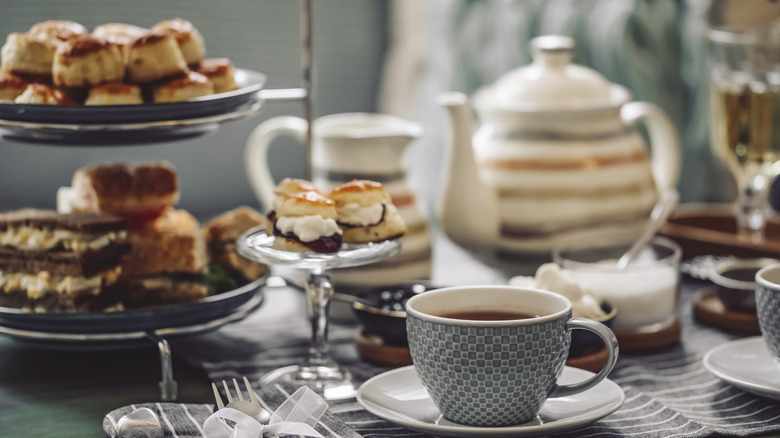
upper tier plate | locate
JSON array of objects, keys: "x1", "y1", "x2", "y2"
[{"x1": 0, "y1": 68, "x2": 267, "y2": 145}]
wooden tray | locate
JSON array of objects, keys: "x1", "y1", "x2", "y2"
[
  {"x1": 659, "y1": 203, "x2": 780, "y2": 259},
  {"x1": 692, "y1": 286, "x2": 761, "y2": 335}
]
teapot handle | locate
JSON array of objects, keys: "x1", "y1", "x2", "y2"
[
  {"x1": 244, "y1": 116, "x2": 307, "y2": 212},
  {"x1": 620, "y1": 102, "x2": 681, "y2": 192}
]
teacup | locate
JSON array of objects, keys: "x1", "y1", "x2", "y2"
[
  {"x1": 405, "y1": 285, "x2": 618, "y2": 427},
  {"x1": 754, "y1": 264, "x2": 780, "y2": 359}
]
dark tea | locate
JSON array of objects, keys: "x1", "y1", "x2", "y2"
[{"x1": 439, "y1": 310, "x2": 538, "y2": 321}]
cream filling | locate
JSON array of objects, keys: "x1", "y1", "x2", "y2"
[
  {"x1": 276, "y1": 215, "x2": 342, "y2": 242},
  {"x1": 337, "y1": 203, "x2": 385, "y2": 226},
  {"x1": 0, "y1": 226, "x2": 127, "y2": 251},
  {"x1": 0, "y1": 267, "x2": 121, "y2": 299}
]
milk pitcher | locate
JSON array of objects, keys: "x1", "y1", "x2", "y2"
[{"x1": 244, "y1": 112, "x2": 432, "y2": 289}]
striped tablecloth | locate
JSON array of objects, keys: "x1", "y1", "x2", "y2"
[{"x1": 114, "y1": 278, "x2": 780, "y2": 438}]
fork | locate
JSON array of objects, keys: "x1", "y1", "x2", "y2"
[{"x1": 212, "y1": 376, "x2": 272, "y2": 423}]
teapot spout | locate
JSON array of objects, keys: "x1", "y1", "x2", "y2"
[{"x1": 437, "y1": 92, "x2": 500, "y2": 250}]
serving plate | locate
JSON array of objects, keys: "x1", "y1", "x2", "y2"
[
  {"x1": 0, "y1": 275, "x2": 266, "y2": 334},
  {"x1": 0, "y1": 68, "x2": 268, "y2": 145}
]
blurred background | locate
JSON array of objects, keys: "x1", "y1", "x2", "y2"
[{"x1": 1, "y1": 0, "x2": 779, "y2": 222}]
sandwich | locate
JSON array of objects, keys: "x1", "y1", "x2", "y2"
[
  {"x1": 0, "y1": 209, "x2": 130, "y2": 312},
  {"x1": 56, "y1": 162, "x2": 223, "y2": 308},
  {"x1": 329, "y1": 180, "x2": 407, "y2": 243},
  {"x1": 272, "y1": 191, "x2": 343, "y2": 253},
  {"x1": 205, "y1": 206, "x2": 269, "y2": 281}
]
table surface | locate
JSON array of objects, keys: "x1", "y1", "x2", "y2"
[{"x1": 1, "y1": 233, "x2": 779, "y2": 437}]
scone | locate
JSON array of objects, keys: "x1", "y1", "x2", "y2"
[
  {"x1": 151, "y1": 18, "x2": 205, "y2": 66},
  {"x1": 126, "y1": 32, "x2": 188, "y2": 84},
  {"x1": 91, "y1": 23, "x2": 149, "y2": 63},
  {"x1": 84, "y1": 82, "x2": 144, "y2": 105},
  {"x1": 195, "y1": 58, "x2": 239, "y2": 93},
  {"x1": 272, "y1": 191, "x2": 343, "y2": 253},
  {"x1": 29, "y1": 20, "x2": 88, "y2": 43},
  {"x1": 205, "y1": 206, "x2": 270, "y2": 281},
  {"x1": 267, "y1": 178, "x2": 322, "y2": 221},
  {"x1": 329, "y1": 180, "x2": 407, "y2": 243},
  {"x1": 52, "y1": 37, "x2": 124, "y2": 88},
  {"x1": 0, "y1": 68, "x2": 30, "y2": 101},
  {"x1": 152, "y1": 71, "x2": 214, "y2": 103},
  {"x1": 0, "y1": 32, "x2": 56, "y2": 79},
  {"x1": 14, "y1": 83, "x2": 76, "y2": 105}
]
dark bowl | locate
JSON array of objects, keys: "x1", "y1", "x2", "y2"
[
  {"x1": 569, "y1": 301, "x2": 618, "y2": 358},
  {"x1": 709, "y1": 258, "x2": 778, "y2": 313},
  {"x1": 351, "y1": 281, "x2": 439, "y2": 347}
]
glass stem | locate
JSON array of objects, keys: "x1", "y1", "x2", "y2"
[
  {"x1": 304, "y1": 268, "x2": 335, "y2": 368},
  {"x1": 735, "y1": 173, "x2": 771, "y2": 242}
]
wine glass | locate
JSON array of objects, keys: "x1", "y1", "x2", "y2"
[
  {"x1": 237, "y1": 226, "x2": 401, "y2": 400},
  {"x1": 708, "y1": 25, "x2": 780, "y2": 242}
]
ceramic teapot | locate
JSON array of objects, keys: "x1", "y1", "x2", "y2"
[
  {"x1": 244, "y1": 113, "x2": 432, "y2": 289},
  {"x1": 438, "y1": 35, "x2": 681, "y2": 255}
]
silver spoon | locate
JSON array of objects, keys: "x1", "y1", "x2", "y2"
[
  {"x1": 116, "y1": 407, "x2": 163, "y2": 438},
  {"x1": 616, "y1": 189, "x2": 680, "y2": 270}
]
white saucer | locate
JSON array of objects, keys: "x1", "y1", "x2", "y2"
[
  {"x1": 703, "y1": 336, "x2": 780, "y2": 401},
  {"x1": 356, "y1": 365, "x2": 625, "y2": 438}
]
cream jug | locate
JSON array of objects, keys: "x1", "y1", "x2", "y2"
[
  {"x1": 244, "y1": 113, "x2": 432, "y2": 288},
  {"x1": 438, "y1": 35, "x2": 681, "y2": 255}
]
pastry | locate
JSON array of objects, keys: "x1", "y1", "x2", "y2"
[
  {"x1": 126, "y1": 31, "x2": 188, "y2": 84},
  {"x1": 272, "y1": 191, "x2": 343, "y2": 253},
  {"x1": 52, "y1": 37, "x2": 124, "y2": 88},
  {"x1": 0, "y1": 32, "x2": 56, "y2": 79},
  {"x1": 0, "y1": 68, "x2": 30, "y2": 101},
  {"x1": 151, "y1": 18, "x2": 205, "y2": 66},
  {"x1": 91, "y1": 23, "x2": 149, "y2": 63},
  {"x1": 195, "y1": 58, "x2": 239, "y2": 93},
  {"x1": 152, "y1": 70, "x2": 214, "y2": 103},
  {"x1": 29, "y1": 20, "x2": 87, "y2": 43},
  {"x1": 14, "y1": 83, "x2": 76, "y2": 105},
  {"x1": 329, "y1": 180, "x2": 407, "y2": 243},
  {"x1": 84, "y1": 82, "x2": 144, "y2": 105},
  {"x1": 266, "y1": 178, "x2": 322, "y2": 221}
]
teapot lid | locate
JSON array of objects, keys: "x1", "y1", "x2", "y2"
[{"x1": 486, "y1": 35, "x2": 614, "y2": 109}]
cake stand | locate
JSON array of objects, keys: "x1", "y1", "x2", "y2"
[{"x1": 237, "y1": 226, "x2": 402, "y2": 400}]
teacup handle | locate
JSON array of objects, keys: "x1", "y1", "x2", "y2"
[
  {"x1": 549, "y1": 317, "x2": 619, "y2": 398},
  {"x1": 244, "y1": 116, "x2": 307, "y2": 211}
]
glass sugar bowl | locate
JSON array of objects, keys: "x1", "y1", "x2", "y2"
[{"x1": 553, "y1": 230, "x2": 682, "y2": 351}]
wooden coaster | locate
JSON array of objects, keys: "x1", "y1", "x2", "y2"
[
  {"x1": 354, "y1": 327, "x2": 413, "y2": 368},
  {"x1": 567, "y1": 346, "x2": 609, "y2": 373},
  {"x1": 614, "y1": 319, "x2": 682, "y2": 352},
  {"x1": 693, "y1": 285, "x2": 760, "y2": 335}
]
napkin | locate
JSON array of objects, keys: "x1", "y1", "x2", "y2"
[{"x1": 103, "y1": 381, "x2": 362, "y2": 438}]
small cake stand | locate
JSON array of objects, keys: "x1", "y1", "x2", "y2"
[{"x1": 237, "y1": 226, "x2": 401, "y2": 400}]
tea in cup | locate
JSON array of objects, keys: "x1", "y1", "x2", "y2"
[
  {"x1": 754, "y1": 263, "x2": 780, "y2": 359},
  {"x1": 405, "y1": 285, "x2": 618, "y2": 426}
]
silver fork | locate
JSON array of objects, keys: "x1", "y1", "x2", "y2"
[{"x1": 212, "y1": 376, "x2": 272, "y2": 423}]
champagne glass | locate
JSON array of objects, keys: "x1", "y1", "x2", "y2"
[
  {"x1": 237, "y1": 226, "x2": 401, "y2": 400},
  {"x1": 708, "y1": 25, "x2": 780, "y2": 242}
]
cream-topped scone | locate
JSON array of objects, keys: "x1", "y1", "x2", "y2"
[
  {"x1": 272, "y1": 191, "x2": 342, "y2": 253},
  {"x1": 267, "y1": 178, "x2": 322, "y2": 221},
  {"x1": 329, "y1": 180, "x2": 406, "y2": 243}
]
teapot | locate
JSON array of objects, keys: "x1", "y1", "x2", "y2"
[{"x1": 437, "y1": 35, "x2": 681, "y2": 255}]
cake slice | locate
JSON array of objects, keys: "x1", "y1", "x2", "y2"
[{"x1": 0, "y1": 209, "x2": 130, "y2": 312}]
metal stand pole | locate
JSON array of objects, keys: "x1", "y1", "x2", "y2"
[{"x1": 301, "y1": 0, "x2": 314, "y2": 180}]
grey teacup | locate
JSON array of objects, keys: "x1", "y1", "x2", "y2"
[
  {"x1": 754, "y1": 264, "x2": 780, "y2": 359},
  {"x1": 406, "y1": 286, "x2": 618, "y2": 427}
]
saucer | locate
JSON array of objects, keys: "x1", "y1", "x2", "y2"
[
  {"x1": 703, "y1": 337, "x2": 780, "y2": 401},
  {"x1": 356, "y1": 365, "x2": 625, "y2": 438}
]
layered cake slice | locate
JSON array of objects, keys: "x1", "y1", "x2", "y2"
[{"x1": 0, "y1": 209, "x2": 131, "y2": 312}]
